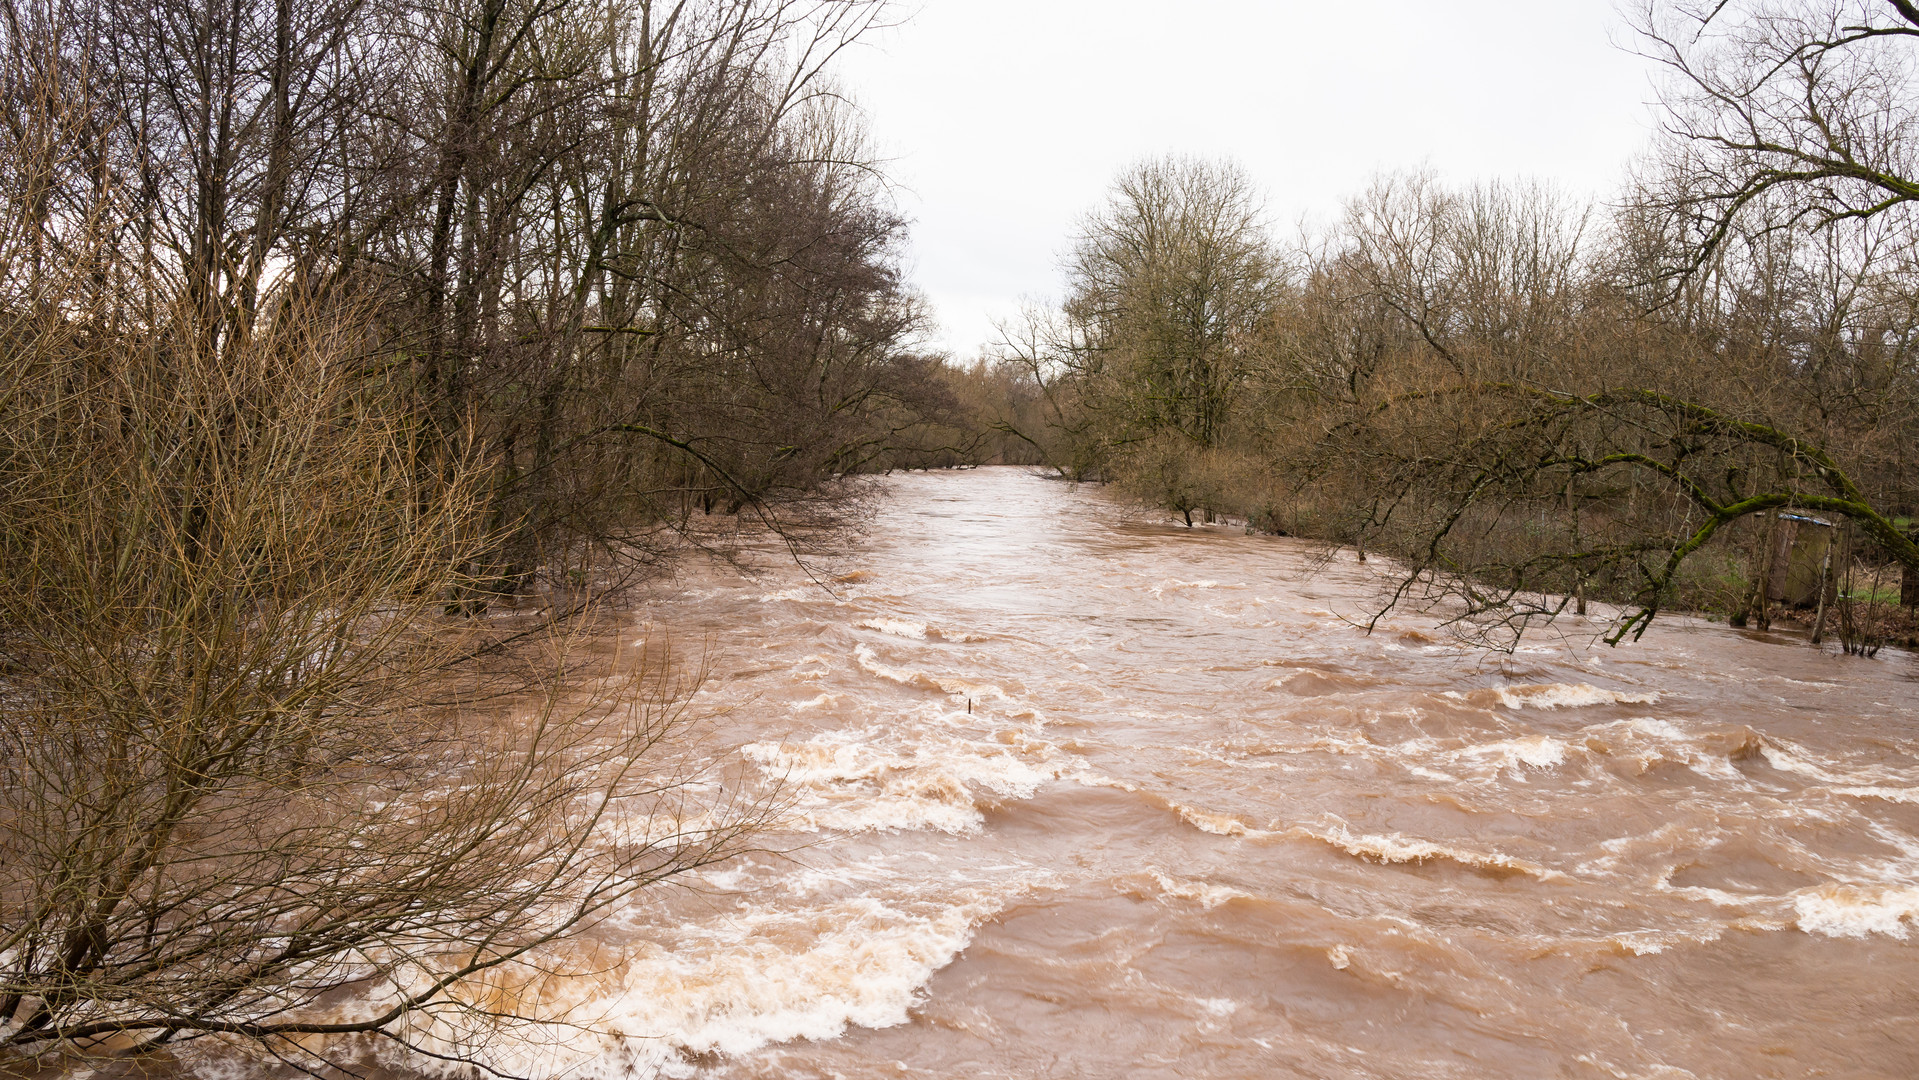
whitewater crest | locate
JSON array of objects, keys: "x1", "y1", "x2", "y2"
[
  {"x1": 741, "y1": 727, "x2": 1061, "y2": 834},
  {"x1": 1291, "y1": 821, "x2": 1569, "y2": 881},
  {"x1": 1793, "y1": 884, "x2": 1919, "y2": 940},
  {"x1": 1457, "y1": 734, "x2": 1569, "y2": 772},
  {"x1": 1141, "y1": 794, "x2": 1571, "y2": 882},
  {"x1": 1832, "y1": 785, "x2": 1919, "y2": 804},
  {"x1": 851, "y1": 644, "x2": 1012, "y2": 703},
  {"x1": 1444, "y1": 682, "x2": 1661, "y2": 711},
  {"x1": 858, "y1": 616, "x2": 930, "y2": 639},
  {"x1": 856, "y1": 616, "x2": 990, "y2": 643},
  {"x1": 1150, "y1": 577, "x2": 1225, "y2": 599},
  {"x1": 351, "y1": 888, "x2": 1012, "y2": 1080},
  {"x1": 1142, "y1": 870, "x2": 1258, "y2": 910}
]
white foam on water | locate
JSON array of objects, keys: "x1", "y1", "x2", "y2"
[
  {"x1": 757, "y1": 588, "x2": 814, "y2": 603},
  {"x1": 1578, "y1": 917, "x2": 1744, "y2": 958},
  {"x1": 361, "y1": 890, "x2": 1009, "y2": 1080},
  {"x1": 852, "y1": 644, "x2": 1008, "y2": 701},
  {"x1": 1294, "y1": 821, "x2": 1566, "y2": 880},
  {"x1": 1792, "y1": 883, "x2": 1919, "y2": 939},
  {"x1": 1759, "y1": 742, "x2": 1847, "y2": 782},
  {"x1": 1618, "y1": 717, "x2": 1687, "y2": 740},
  {"x1": 1459, "y1": 735, "x2": 1567, "y2": 772},
  {"x1": 1072, "y1": 772, "x2": 1139, "y2": 793},
  {"x1": 1756, "y1": 738, "x2": 1919, "y2": 793},
  {"x1": 1150, "y1": 578, "x2": 1222, "y2": 599},
  {"x1": 1148, "y1": 870, "x2": 1256, "y2": 910},
  {"x1": 1173, "y1": 803, "x2": 1265, "y2": 837},
  {"x1": 741, "y1": 728, "x2": 1058, "y2": 834},
  {"x1": 1579, "y1": 820, "x2": 1706, "y2": 878},
  {"x1": 784, "y1": 654, "x2": 833, "y2": 682},
  {"x1": 1607, "y1": 929, "x2": 1691, "y2": 955},
  {"x1": 854, "y1": 617, "x2": 989, "y2": 644},
  {"x1": 1832, "y1": 785, "x2": 1919, "y2": 804},
  {"x1": 1574, "y1": 718, "x2": 1755, "y2": 781},
  {"x1": 1491, "y1": 683, "x2": 1659, "y2": 710}
]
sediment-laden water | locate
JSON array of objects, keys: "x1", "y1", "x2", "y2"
[{"x1": 332, "y1": 468, "x2": 1919, "y2": 1078}]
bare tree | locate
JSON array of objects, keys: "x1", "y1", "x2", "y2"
[
  {"x1": 1631, "y1": 0, "x2": 1919, "y2": 276},
  {"x1": 11, "y1": 0, "x2": 932, "y2": 606},
  {"x1": 0, "y1": 27, "x2": 757, "y2": 1072}
]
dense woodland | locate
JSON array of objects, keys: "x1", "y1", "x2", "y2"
[
  {"x1": 3, "y1": 0, "x2": 1918, "y2": 1072},
  {"x1": 4, "y1": 0, "x2": 960, "y2": 599},
  {"x1": 0, "y1": 0, "x2": 946, "y2": 1068}
]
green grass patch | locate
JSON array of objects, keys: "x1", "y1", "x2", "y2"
[{"x1": 1844, "y1": 585, "x2": 1905, "y2": 604}]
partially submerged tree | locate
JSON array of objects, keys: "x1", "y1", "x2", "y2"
[{"x1": 1331, "y1": 379, "x2": 1919, "y2": 645}]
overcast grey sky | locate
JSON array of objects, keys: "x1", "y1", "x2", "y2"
[{"x1": 833, "y1": 1, "x2": 1661, "y2": 357}]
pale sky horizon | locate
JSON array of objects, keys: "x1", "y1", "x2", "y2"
[{"x1": 834, "y1": 1, "x2": 1664, "y2": 358}]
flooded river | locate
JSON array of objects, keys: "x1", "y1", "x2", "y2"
[{"x1": 429, "y1": 467, "x2": 1919, "y2": 1079}]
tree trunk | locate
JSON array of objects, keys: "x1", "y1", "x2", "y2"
[
  {"x1": 1751, "y1": 513, "x2": 1778, "y2": 631},
  {"x1": 1809, "y1": 540, "x2": 1835, "y2": 645},
  {"x1": 1904, "y1": 530, "x2": 1918, "y2": 609}
]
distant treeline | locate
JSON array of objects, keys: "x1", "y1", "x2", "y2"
[{"x1": 941, "y1": 5, "x2": 1919, "y2": 652}]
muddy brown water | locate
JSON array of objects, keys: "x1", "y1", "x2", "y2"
[{"x1": 222, "y1": 467, "x2": 1919, "y2": 1078}]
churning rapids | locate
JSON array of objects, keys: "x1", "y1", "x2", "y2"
[{"x1": 266, "y1": 468, "x2": 1919, "y2": 1078}]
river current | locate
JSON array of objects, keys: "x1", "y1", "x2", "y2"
[{"x1": 402, "y1": 468, "x2": 1919, "y2": 1078}]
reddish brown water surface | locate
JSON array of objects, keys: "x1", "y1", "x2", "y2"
[{"x1": 288, "y1": 467, "x2": 1919, "y2": 1079}]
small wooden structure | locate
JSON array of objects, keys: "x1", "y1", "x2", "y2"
[{"x1": 1766, "y1": 512, "x2": 1835, "y2": 608}]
